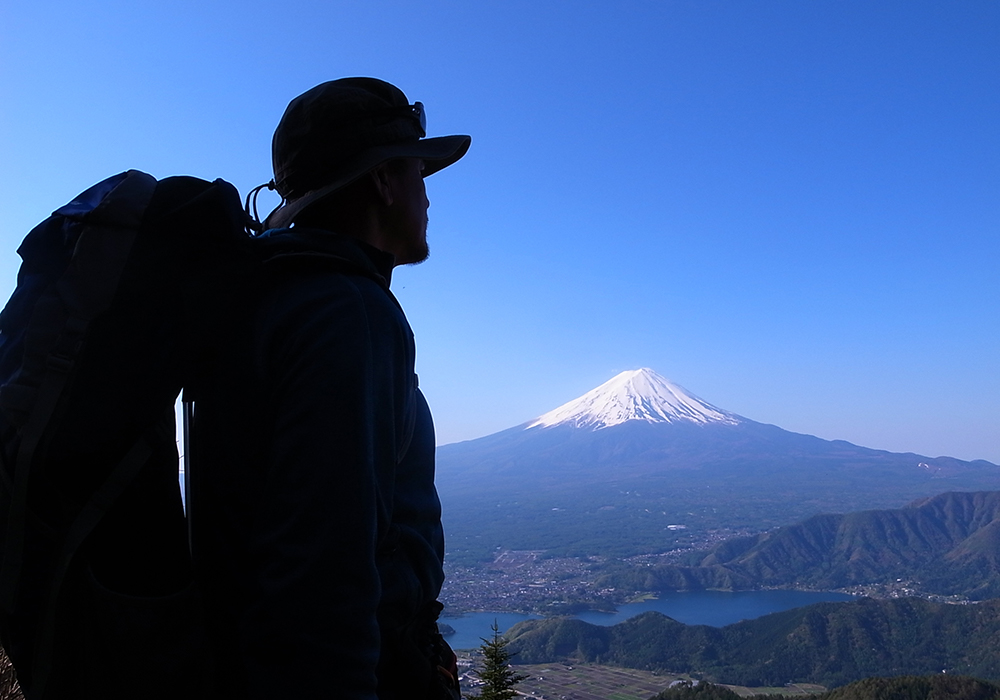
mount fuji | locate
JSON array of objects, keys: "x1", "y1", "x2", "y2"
[
  {"x1": 526, "y1": 368, "x2": 740, "y2": 430},
  {"x1": 435, "y1": 369, "x2": 999, "y2": 560}
]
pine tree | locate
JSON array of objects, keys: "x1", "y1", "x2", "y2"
[{"x1": 467, "y1": 621, "x2": 528, "y2": 700}]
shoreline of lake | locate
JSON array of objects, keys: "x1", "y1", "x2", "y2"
[{"x1": 441, "y1": 588, "x2": 856, "y2": 650}]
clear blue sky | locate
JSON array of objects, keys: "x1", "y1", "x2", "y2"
[{"x1": 2, "y1": 1, "x2": 998, "y2": 462}]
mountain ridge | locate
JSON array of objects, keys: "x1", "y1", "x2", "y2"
[{"x1": 596, "y1": 490, "x2": 1000, "y2": 600}]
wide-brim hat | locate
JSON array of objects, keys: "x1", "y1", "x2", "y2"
[{"x1": 265, "y1": 77, "x2": 471, "y2": 230}]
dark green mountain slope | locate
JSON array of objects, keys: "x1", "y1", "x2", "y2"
[
  {"x1": 601, "y1": 491, "x2": 1000, "y2": 599},
  {"x1": 651, "y1": 676, "x2": 1000, "y2": 700},
  {"x1": 817, "y1": 675, "x2": 1000, "y2": 700},
  {"x1": 506, "y1": 598, "x2": 1000, "y2": 688}
]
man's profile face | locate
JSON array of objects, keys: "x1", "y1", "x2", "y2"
[{"x1": 386, "y1": 158, "x2": 430, "y2": 266}]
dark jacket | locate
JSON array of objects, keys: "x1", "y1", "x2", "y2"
[{"x1": 190, "y1": 229, "x2": 444, "y2": 699}]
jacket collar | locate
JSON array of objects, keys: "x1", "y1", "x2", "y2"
[{"x1": 257, "y1": 227, "x2": 395, "y2": 287}]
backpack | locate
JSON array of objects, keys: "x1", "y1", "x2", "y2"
[{"x1": 0, "y1": 170, "x2": 268, "y2": 699}]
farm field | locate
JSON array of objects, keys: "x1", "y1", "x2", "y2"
[{"x1": 505, "y1": 663, "x2": 826, "y2": 700}]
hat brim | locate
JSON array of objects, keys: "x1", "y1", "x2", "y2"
[{"x1": 265, "y1": 134, "x2": 470, "y2": 230}]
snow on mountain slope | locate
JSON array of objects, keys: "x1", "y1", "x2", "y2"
[{"x1": 526, "y1": 368, "x2": 742, "y2": 431}]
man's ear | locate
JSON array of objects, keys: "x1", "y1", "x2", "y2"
[{"x1": 368, "y1": 163, "x2": 394, "y2": 206}]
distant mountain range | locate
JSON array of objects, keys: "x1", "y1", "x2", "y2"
[
  {"x1": 437, "y1": 369, "x2": 1000, "y2": 561},
  {"x1": 506, "y1": 597, "x2": 1000, "y2": 688},
  {"x1": 600, "y1": 490, "x2": 1000, "y2": 600}
]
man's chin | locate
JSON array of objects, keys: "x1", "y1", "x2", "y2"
[{"x1": 401, "y1": 244, "x2": 429, "y2": 266}]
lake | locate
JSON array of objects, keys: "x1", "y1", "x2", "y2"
[{"x1": 441, "y1": 589, "x2": 854, "y2": 650}]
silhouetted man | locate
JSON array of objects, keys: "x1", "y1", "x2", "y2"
[{"x1": 191, "y1": 78, "x2": 470, "y2": 700}]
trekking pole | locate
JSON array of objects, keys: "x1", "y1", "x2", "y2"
[{"x1": 182, "y1": 395, "x2": 194, "y2": 554}]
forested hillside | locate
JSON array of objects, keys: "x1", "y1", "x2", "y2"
[
  {"x1": 651, "y1": 675, "x2": 1000, "y2": 700},
  {"x1": 600, "y1": 491, "x2": 1000, "y2": 599},
  {"x1": 506, "y1": 597, "x2": 1000, "y2": 688}
]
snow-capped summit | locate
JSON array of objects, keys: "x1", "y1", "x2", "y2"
[{"x1": 526, "y1": 368, "x2": 741, "y2": 431}]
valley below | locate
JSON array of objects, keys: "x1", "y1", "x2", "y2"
[
  {"x1": 441, "y1": 490, "x2": 1000, "y2": 617},
  {"x1": 441, "y1": 490, "x2": 1000, "y2": 691}
]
